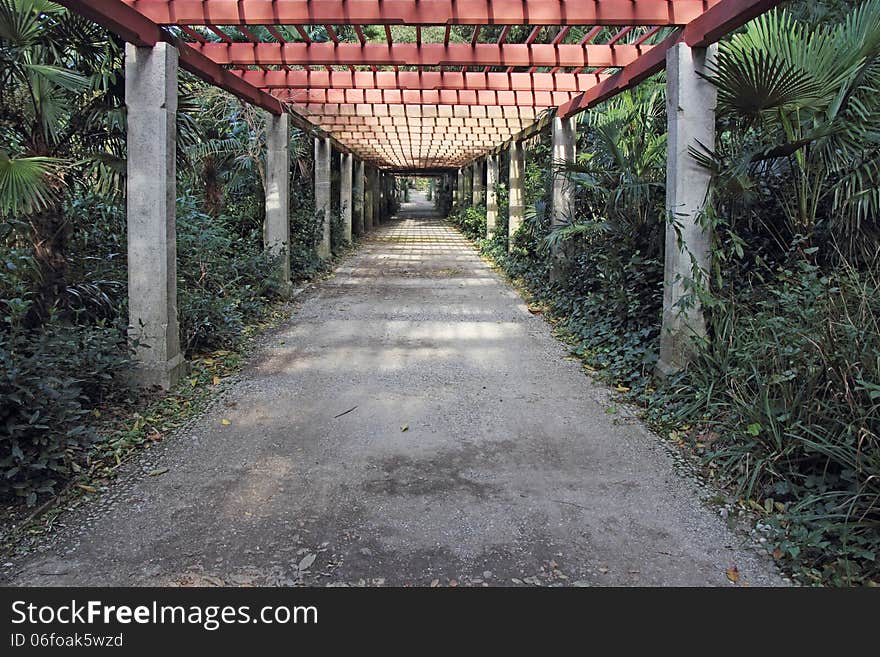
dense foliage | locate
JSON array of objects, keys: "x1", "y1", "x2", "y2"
[{"x1": 1, "y1": 1, "x2": 335, "y2": 505}]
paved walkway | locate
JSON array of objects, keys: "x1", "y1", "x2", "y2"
[{"x1": 5, "y1": 193, "x2": 781, "y2": 586}]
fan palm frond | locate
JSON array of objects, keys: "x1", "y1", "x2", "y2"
[{"x1": 0, "y1": 152, "x2": 65, "y2": 215}]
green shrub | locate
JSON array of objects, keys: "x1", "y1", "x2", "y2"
[
  {"x1": 176, "y1": 195, "x2": 285, "y2": 354},
  {"x1": 448, "y1": 204, "x2": 487, "y2": 240},
  {"x1": 651, "y1": 259, "x2": 880, "y2": 584},
  {"x1": 0, "y1": 316, "x2": 130, "y2": 505}
]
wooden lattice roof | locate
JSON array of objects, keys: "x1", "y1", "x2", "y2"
[{"x1": 60, "y1": 0, "x2": 779, "y2": 171}]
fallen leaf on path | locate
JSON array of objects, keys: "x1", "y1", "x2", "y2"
[
  {"x1": 772, "y1": 548, "x2": 783, "y2": 560},
  {"x1": 430, "y1": 579, "x2": 439, "y2": 587},
  {"x1": 298, "y1": 553, "x2": 317, "y2": 571},
  {"x1": 148, "y1": 468, "x2": 169, "y2": 477},
  {"x1": 212, "y1": 376, "x2": 220, "y2": 385},
  {"x1": 725, "y1": 566, "x2": 740, "y2": 583},
  {"x1": 77, "y1": 484, "x2": 97, "y2": 493},
  {"x1": 221, "y1": 419, "x2": 231, "y2": 426},
  {"x1": 400, "y1": 424, "x2": 409, "y2": 432}
]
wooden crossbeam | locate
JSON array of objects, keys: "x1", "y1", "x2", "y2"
[
  {"x1": 297, "y1": 104, "x2": 542, "y2": 119},
  {"x1": 237, "y1": 70, "x2": 608, "y2": 93},
  {"x1": 192, "y1": 42, "x2": 651, "y2": 68},
  {"x1": 280, "y1": 89, "x2": 577, "y2": 107},
  {"x1": 122, "y1": 0, "x2": 721, "y2": 26}
]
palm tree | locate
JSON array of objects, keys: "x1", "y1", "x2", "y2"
[
  {"x1": 699, "y1": 0, "x2": 880, "y2": 260},
  {"x1": 546, "y1": 81, "x2": 668, "y2": 255},
  {"x1": 0, "y1": 0, "x2": 125, "y2": 319}
]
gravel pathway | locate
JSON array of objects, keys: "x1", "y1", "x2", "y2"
[{"x1": 3, "y1": 194, "x2": 783, "y2": 587}]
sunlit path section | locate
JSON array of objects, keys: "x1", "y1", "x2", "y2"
[{"x1": 7, "y1": 197, "x2": 780, "y2": 587}]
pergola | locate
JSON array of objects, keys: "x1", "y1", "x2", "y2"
[{"x1": 58, "y1": 0, "x2": 780, "y2": 386}]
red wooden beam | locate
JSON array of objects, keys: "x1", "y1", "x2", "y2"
[
  {"x1": 280, "y1": 88, "x2": 577, "y2": 107},
  {"x1": 123, "y1": 0, "x2": 720, "y2": 26},
  {"x1": 237, "y1": 69, "x2": 606, "y2": 93},
  {"x1": 59, "y1": 0, "x2": 162, "y2": 46},
  {"x1": 683, "y1": 0, "x2": 781, "y2": 46},
  {"x1": 297, "y1": 104, "x2": 542, "y2": 120},
  {"x1": 192, "y1": 41, "x2": 651, "y2": 68},
  {"x1": 557, "y1": 31, "x2": 678, "y2": 118}
]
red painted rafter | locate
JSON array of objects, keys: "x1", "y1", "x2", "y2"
[
  {"x1": 280, "y1": 89, "x2": 577, "y2": 107},
  {"x1": 60, "y1": 0, "x2": 786, "y2": 170},
  {"x1": 122, "y1": 1, "x2": 722, "y2": 26},
  {"x1": 238, "y1": 70, "x2": 606, "y2": 92},
  {"x1": 194, "y1": 42, "x2": 652, "y2": 68}
]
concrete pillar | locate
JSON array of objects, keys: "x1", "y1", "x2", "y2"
[
  {"x1": 373, "y1": 170, "x2": 382, "y2": 224},
  {"x1": 472, "y1": 159, "x2": 485, "y2": 207},
  {"x1": 374, "y1": 171, "x2": 380, "y2": 225},
  {"x1": 508, "y1": 141, "x2": 525, "y2": 251},
  {"x1": 265, "y1": 112, "x2": 291, "y2": 287},
  {"x1": 550, "y1": 115, "x2": 578, "y2": 281},
  {"x1": 551, "y1": 116, "x2": 577, "y2": 225},
  {"x1": 464, "y1": 166, "x2": 473, "y2": 207},
  {"x1": 340, "y1": 151, "x2": 353, "y2": 243},
  {"x1": 657, "y1": 42, "x2": 718, "y2": 376},
  {"x1": 353, "y1": 158, "x2": 365, "y2": 236},
  {"x1": 314, "y1": 136, "x2": 332, "y2": 259},
  {"x1": 125, "y1": 42, "x2": 186, "y2": 389},
  {"x1": 486, "y1": 153, "x2": 499, "y2": 238},
  {"x1": 364, "y1": 166, "x2": 374, "y2": 231},
  {"x1": 455, "y1": 168, "x2": 464, "y2": 205}
]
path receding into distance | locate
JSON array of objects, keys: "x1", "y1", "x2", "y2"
[{"x1": 4, "y1": 192, "x2": 781, "y2": 587}]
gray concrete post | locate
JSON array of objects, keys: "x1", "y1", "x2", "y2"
[
  {"x1": 486, "y1": 153, "x2": 499, "y2": 238},
  {"x1": 373, "y1": 169, "x2": 385, "y2": 226},
  {"x1": 353, "y1": 158, "x2": 365, "y2": 236},
  {"x1": 340, "y1": 151, "x2": 353, "y2": 243},
  {"x1": 464, "y1": 166, "x2": 473, "y2": 207},
  {"x1": 508, "y1": 141, "x2": 525, "y2": 251},
  {"x1": 455, "y1": 168, "x2": 464, "y2": 205},
  {"x1": 314, "y1": 137, "x2": 332, "y2": 259},
  {"x1": 364, "y1": 166, "x2": 375, "y2": 231},
  {"x1": 657, "y1": 42, "x2": 718, "y2": 376},
  {"x1": 265, "y1": 112, "x2": 291, "y2": 288},
  {"x1": 550, "y1": 115, "x2": 578, "y2": 282},
  {"x1": 551, "y1": 116, "x2": 577, "y2": 225},
  {"x1": 125, "y1": 42, "x2": 186, "y2": 389},
  {"x1": 472, "y1": 159, "x2": 485, "y2": 207}
]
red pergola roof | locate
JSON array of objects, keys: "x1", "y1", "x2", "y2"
[{"x1": 59, "y1": 0, "x2": 781, "y2": 170}]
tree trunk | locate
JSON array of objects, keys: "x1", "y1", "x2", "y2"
[
  {"x1": 27, "y1": 204, "x2": 68, "y2": 324},
  {"x1": 202, "y1": 156, "x2": 224, "y2": 217}
]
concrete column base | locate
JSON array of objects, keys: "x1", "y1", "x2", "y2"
[{"x1": 130, "y1": 353, "x2": 190, "y2": 389}]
